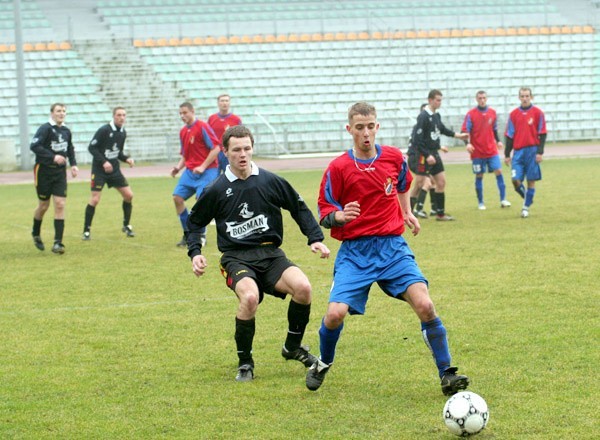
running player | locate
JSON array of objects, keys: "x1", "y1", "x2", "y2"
[
  {"x1": 306, "y1": 102, "x2": 469, "y2": 396},
  {"x1": 208, "y1": 94, "x2": 242, "y2": 174},
  {"x1": 171, "y1": 102, "x2": 221, "y2": 246},
  {"x1": 186, "y1": 125, "x2": 330, "y2": 382}
]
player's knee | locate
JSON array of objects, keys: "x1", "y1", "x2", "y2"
[
  {"x1": 415, "y1": 299, "x2": 437, "y2": 322},
  {"x1": 291, "y1": 279, "x2": 312, "y2": 304},
  {"x1": 238, "y1": 290, "x2": 260, "y2": 312},
  {"x1": 325, "y1": 307, "x2": 346, "y2": 327}
]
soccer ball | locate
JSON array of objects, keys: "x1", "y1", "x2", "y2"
[{"x1": 443, "y1": 391, "x2": 489, "y2": 437}]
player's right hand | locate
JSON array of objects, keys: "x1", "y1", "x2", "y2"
[
  {"x1": 337, "y1": 201, "x2": 360, "y2": 224},
  {"x1": 192, "y1": 255, "x2": 208, "y2": 277}
]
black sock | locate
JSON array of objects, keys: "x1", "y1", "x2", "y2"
[
  {"x1": 54, "y1": 219, "x2": 64, "y2": 243},
  {"x1": 430, "y1": 189, "x2": 437, "y2": 212},
  {"x1": 84, "y1": 204, "x2": 95, "y2": 232},
  {"x1": 122, "y1": 201, "x2": 132, "y2": 226},
  {"x1": 32, "y1": 218, "x2": 42, "y2": 237},
  {"x1": 285, "y1": 301, "x2": 311, "y2": 351},
  {"x1": 436, "y1": 192, "x2": 445, "y2": 215},
  {"x1": 235, "y1": 317, "x2": 255, "y2": 367},
  {"x1": 410, "y1": 196, "x2": 416, "y2": 211},
  {"x1": 416, "y1": 189, "x2": 428, "y2": 211}
]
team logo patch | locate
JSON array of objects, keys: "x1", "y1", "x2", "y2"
[{"x1": 384, "y1": 177, "x2": 394, "y2": 195}]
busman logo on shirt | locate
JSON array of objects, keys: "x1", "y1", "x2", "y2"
[{"x1": 225, "y1": 215, "x2": 269, "y2": 239}]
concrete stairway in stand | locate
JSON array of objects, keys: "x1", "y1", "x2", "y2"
[{"x1": 74, "y1": 38, "x2": 189, "y2": 161}]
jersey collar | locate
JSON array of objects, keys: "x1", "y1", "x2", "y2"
[{"x1": 225, "y1": 161, "x2": 259, "y2": 182}]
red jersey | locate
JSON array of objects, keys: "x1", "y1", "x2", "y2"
[
  {"x1": 179, "y1": 119, "x2": 220, "y2": 170},
  {"x1": 318, "y1": 145, "x2": 412, "y2": 241},
  {"x1": 505, "y1": 105, "x2": 547, "y2": 150},
  {"x1": 462, "y1": 106, "x2": 499, "y2": 159},
  {"x1": 208, "y1": 113, "x2": 242, "y2": 141}
]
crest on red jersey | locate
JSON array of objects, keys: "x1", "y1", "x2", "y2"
[{"x1": 384, "y1": 177, "x2": 394, "y2": 195}]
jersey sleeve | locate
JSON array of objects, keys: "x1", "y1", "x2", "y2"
[
  {"x1": 88, "y1": 126, "x2": 107, "y2": 163},
  {"x1": 201, "y1": 125, "x2": 220, "y2": 150},
  {"x1": 396, "y1": 158, "x2": 412, "y2": 194},
  {"x1": 66, "y1": 128, "x2": 77, "y2": 166},
  {"x1": 412, "y1": 112, "x2": 429, "y2": 156},
  {"x1": 317, "y1": 164, "x2": 344, "y2": 223},
  {"x1": 186, "y1": 186, "x2": 217, "y2": 257},
  {"x1": 118, "y1": 131, "x2": 129, "y2": 162},
  {"x1": 462, "y1": 112, "x2": 471, "y2": 133},
  {"x1": 30, "y1": 124, "x2": 54, "y2": 165}
]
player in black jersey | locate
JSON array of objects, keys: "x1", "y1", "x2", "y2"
[
  {"x1": 30, "y1": 103, "x2": 79, "y2": 254},
  {"x1": 413, "y1": 90, "x2": 469, "y2": 221},
  {"x1": 186, "y1": 125, "x2": 330, "y2": 383},
  {"x1": 82, "y1": 107, "x2": 135, "y2": 240}
]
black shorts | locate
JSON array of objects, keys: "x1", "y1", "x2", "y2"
[
  {"x1": 34, "y1": 164, "x2": 67, "y2": 200},
  {"x1": 91, "y1": 163, "x2": 128, "y2": 191},
  {"x1": 220, "y1": 246, "x2": 296, "y2": 303},
  {"x1": 408, "y1": 152, "x2": 444, "y2": 176}
]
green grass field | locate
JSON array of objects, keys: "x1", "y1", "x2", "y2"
[{"x1": 1, "y1": 158, "x2": 598, "y2": 439}]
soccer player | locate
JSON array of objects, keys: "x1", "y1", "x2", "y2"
[
  {"x1": 306, "y1": 102, "x2": 469, "y2": 396},
  {"x1": 504, "y1": 87, "x2": 547, "y2": 218},
  {"x1": 208, "y1": 94, "x2": 242, "y2": 174},
  {"x1": 30, "y1": 103, "x2": 79, "y2": 254},
  {"x1": 82, "y1": 107, "x2": 135, "y2": 240},
  {"x1": 461, "y1": 91, "x2": 511, "y2": 210},
  {"x1": 412, "y1": 89, "x2": 469, "y2": 221},
  {"x1": 186, "y1": 125, "x2": 330, "y2": 382},
  {"x1": 408, "y1": 103, "x2": 440, "y2": 218},
  {"x1": 171, "y1": 102, "x2": 221, "y2": 247}
]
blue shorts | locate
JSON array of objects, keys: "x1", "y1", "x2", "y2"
[
  {"x1": 511, "y1": 146, "x2": 541, "y2": 182},
  {"x1": 328, "y1": 235, "x2": 428, "y2": 315},
  {"x1": 173, "y1": 167, "x2": 219, "y2": 200},
  {"x1": 472, "y1": 155, "x2": 501, "y2": 174}
]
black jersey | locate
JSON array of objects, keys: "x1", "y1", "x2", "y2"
[
  {"x1": 413, "y1": 108, "x2": 455, "y2": 156},
  {"x1": 30, "y1": 120, "x2": 77, "y2": 168},
  {"x1": 88, "y1": 121, "x2": 128, "y2": 169},
  {"x1": 187, "y1": 163, "x2": 324, "y2": 257}
]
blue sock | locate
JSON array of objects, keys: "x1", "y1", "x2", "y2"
[
  {"x1": 475, "y1": 177, "x2": 483, "y2": 204},
  {"x1": 179, "y1": 208, "x2": 189, "y2": 231},
  {"x1": 319, "y1": 319, "x2": 344, "y2": 365},
  {"x1": 421, "y1": 317, "x2": 451, "y2": 378},
  {"x1": 496, "y1": 174, "x2": 506, "y2": 201},
  {"x1": 525, "y1": 188, "x2": 535, "y2": 208}
]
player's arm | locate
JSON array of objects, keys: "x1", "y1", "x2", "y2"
[
  {"x1": 186, "y1": 189, "x2": 214, "y2": 262},
  {"x1": 398, "y1": 159, "x2": 420, "y2": 235},
  {"x1": 317, "y1": 167, "x2": 360, "y2": 228},
  {"x1": 30, "y1": 125, "x2": 56, "y2": 165}
]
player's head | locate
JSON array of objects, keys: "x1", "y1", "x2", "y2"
[
  {"x1": 223, "y1": 125, "x2": 254, "y2": 177},
  {"x1": 222, "y1": 125, "x2": 253, "y2": 151},
  {"x1": 347, "y1": 102, "x2": 379, "y2": 152},
  {"x1": 475, "y1": 90, "x2": 487, "y2": 107},
  {"x1": 179, "y1": 102, "x2": 195, "y2": 125},
  {"x1": 428, "y1": 89, "x2": 443, "y2": 111},
  {"x1": 112, "y1": 106, "x2": 126, "y2": 127},
  {"x1": 518, "y1": 87, "x2": 533, "y2": 107},
  {"x1": 50, "y1": 103, "x2": 66, "y2": 125},
  {"x1": 217, "y1": 94, "x2": 231, "y2": 114}
]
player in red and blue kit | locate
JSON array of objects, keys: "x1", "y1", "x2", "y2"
[
  {"x1": 208, "y1": 94, "x2": 242, "y2": 174},
  {"x1": 170, "y1": 102, "x2": 221, "y2": 246},
  {"x1": 504, "y1": 87, "x2": 547, "y2": 218},
  {"x1": 461, "y1": 91, "x2": 511, "y2": 210},
  {"x1": 306, "y1": 102, "x2": 469, "y2": 396}
]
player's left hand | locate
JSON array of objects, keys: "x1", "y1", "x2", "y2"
[
  {"x1": 192, "y1": 166, "x2": 205, "y2": 174},
  {"x1": 440, "y1": 145, "x2": 449, "y2": 153},
  {"x1": 71, "y1": 166, "x2": 79, "y2": 178},
  {"x1": 404, "y1": 211, "x2": 421, "y2": 236},
  {"x1": 535, "y1": 154, "x2": 543, "y2": 163},
  {"x1": 310, "y1": 242, "x2": 330, "y2": 259},
  {"x1": 127, "y1": 158, "x2": 135, "y2": 167}
]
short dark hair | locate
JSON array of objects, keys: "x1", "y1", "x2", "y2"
[
  {"x1": 113, "y1": 106, "x2": 126, "y2": 115},
  {"x1": 428, "y1": 89, "x2": 442, "y2": 100},
  {"x1": 179, "y1": 101, "x2": 194, "y2": 111},
  {"x1": 348, "y1": 102, "x2": 376, "y2": 123},
  {"x1": 50, "y1": 103, "x2": 65, "y2": 112},
  {"x1": 217, "y1": 94, "x2": 230, "y2": 101},
  {"x1": 222, "y1": 125, "x2": 254, "y2": 150},
  {"x1": 476, "y1": 90, "x2": 487, "y2": 97}
]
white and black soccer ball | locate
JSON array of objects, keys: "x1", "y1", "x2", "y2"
[{"x1": 443, "y1": 391, "x2": 489, "y2": 437}]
